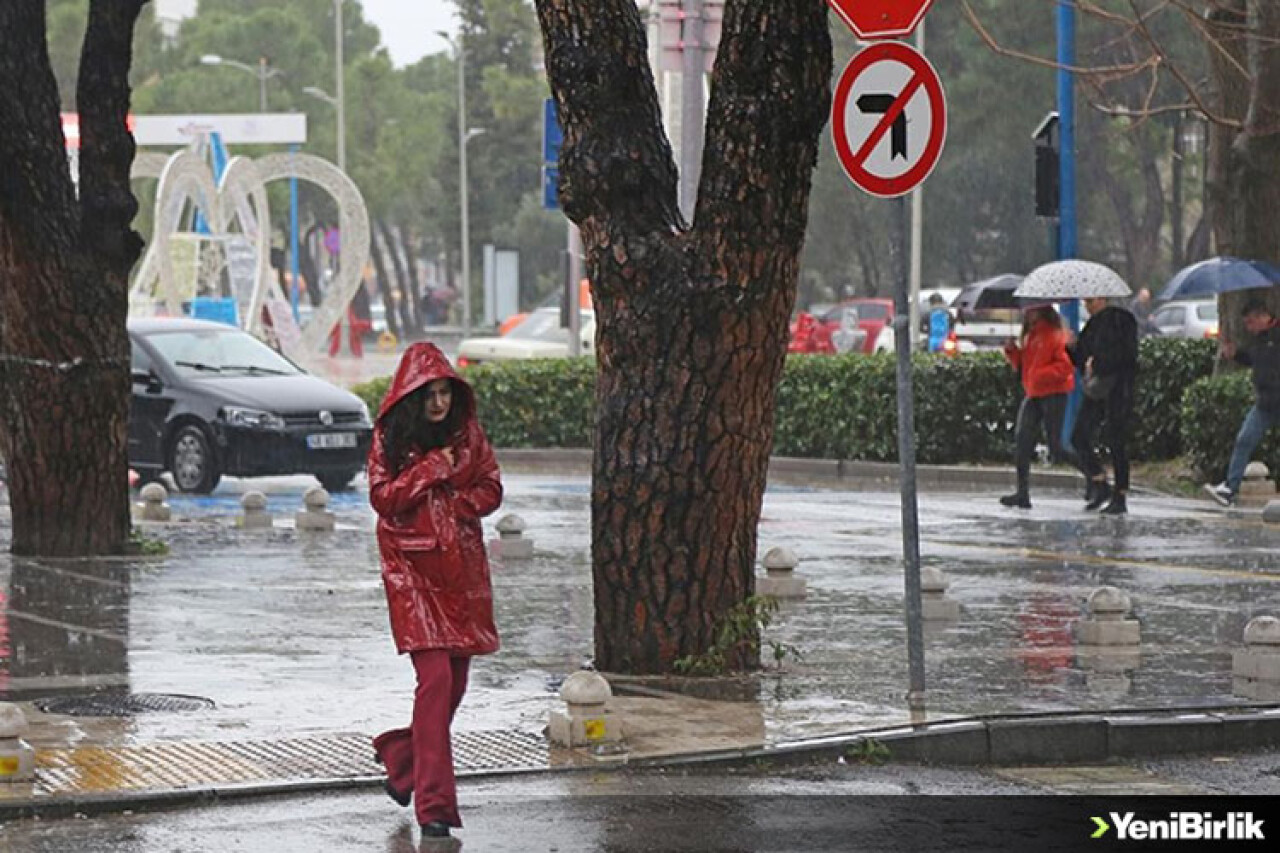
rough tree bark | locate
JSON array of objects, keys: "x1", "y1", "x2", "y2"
[
  {"x1": 0, "y1": 0, "x2": 147, "y2": 556},
  {"x1": 535, "y1": 0, "x2": 831, "y2": 673},
  {"x1": 1206, "y1": 0, "x2": 1280, "y2": 346}
]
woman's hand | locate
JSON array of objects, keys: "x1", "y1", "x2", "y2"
[{"x1": 441, "y1": 447, "x2": 455, "y2": 466}]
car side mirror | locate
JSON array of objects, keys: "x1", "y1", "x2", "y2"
[{"x1": 132, "y1": 369, "x2": 160, "y2": 389}]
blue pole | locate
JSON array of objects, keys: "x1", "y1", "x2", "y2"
[
  {"x1": 1057, "y1": 0, "x2": 1083, "y2": 444},
  {"x1": 290, "y1": 144, "x2": 301, "y2": 323}
]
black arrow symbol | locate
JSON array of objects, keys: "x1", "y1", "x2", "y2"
[{"x1": 856, "y1": 93, "x2": 908, "y2": 159}]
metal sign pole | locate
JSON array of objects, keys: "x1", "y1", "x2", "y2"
[{"x1": 891, "y1": 194, "x2": 927, "y2": 715}]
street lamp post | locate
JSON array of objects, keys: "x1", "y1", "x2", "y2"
[
  {"x1": 439, "y1": 31, "x2": 479, "y2": 332},
  {"x1": 199, "y1": 53, "x2": 281, "y2": 112}
]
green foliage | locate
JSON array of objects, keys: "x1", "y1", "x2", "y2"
[
  {"x1": 843, "y1": 738, "x2": 891, "y2": 766},
  {"x1": 673, "y1": 595, "x2": 799, "y2": 676},
  {"x1": 1180, "y1": 372, "x2": 1280, "y2": 480},
  {"x1": 127, "y1": 528, "x2": 169, "y2": 557},
  {"x1": 351, "y1": 337, "x2": 1221, "y2": 466},
  {"x1": 1131, "y1": 337, "x2": 1217, "y2": 459}
]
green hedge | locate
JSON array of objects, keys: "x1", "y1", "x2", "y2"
[
  {"x1": 1181, "y1": 371, "x2": 1279, "y2": 480},
  {"x1": 350, "y1": 337, "x2": 1221, "y2": 465}
]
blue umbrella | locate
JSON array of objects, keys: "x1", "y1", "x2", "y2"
[{"x1": 1158, "y1": 256, "x2": 1280, "y2": 301}]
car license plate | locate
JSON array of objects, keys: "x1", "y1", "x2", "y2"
[{"x1": 307, "y1": 432, "x2": 357, "y2": 450}]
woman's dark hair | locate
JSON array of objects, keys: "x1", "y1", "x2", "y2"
[
  {"x1": 1021, "y1": 305, "x2": 1061, "y2": 338},
  {"x1": 381, "y1": 380, "x2": 464, "y2": 474}
]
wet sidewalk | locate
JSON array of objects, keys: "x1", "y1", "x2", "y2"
[{"x1": 1, "y1": 463, "x2": 1278, "y2": 812}]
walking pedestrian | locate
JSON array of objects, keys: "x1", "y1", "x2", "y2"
[
  {"x1": 999, "y1": 305, "x2": 1079, "y2": 508},
  {"x1": 1204, "y1": 299, "x2": 1280, "y2": 506},
  {"x1": 1070, "y1": 296, "x2": 1139, "y2": 515},
  {"x1": 367, "y1": 342, "x2": 503, "y2": 840}
]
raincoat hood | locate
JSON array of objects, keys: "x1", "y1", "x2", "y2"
[{"x1": 377, "y1": 342, "x2": 476, "y2": 425}]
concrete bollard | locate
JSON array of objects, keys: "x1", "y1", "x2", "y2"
[
  {"x1": 238, "y1": 491, "x2": 273, "y2": 529},
  {"x1": 489, "y1": 514, "x2": 533, "y2": 560},
  {"x1": 136, "y1": 482, "x2": 171, "y2": 522},
  {"x1": 295, "y1": 486, "x2": 335, "y2": 532},
  {"x1": 757, "y1": 546, "x2": 807, "y2": 599},
  {"x1": 0, "y1": 703, "x2": 36, "y2": 783},
  {"x1": 1263, "y1": 500, "x2": 1280, "y2": 524},
  {"x1": 1233, "y1": 615, "x2": 1280, "y2": 702},
  {"x1": 920, "y1": 567, "x2": 960, "y2": 621},
  {"x1": 1240, "y1": 461, "x2": 1276, "y2": 503},
  {"x1": 548, "y1": 670, "x2": 625, "y2": 749},
  {"x1": 1075, "y1": 586, "x2": 1141, "y2": 646}
]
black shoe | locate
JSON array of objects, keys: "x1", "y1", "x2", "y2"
[
  {"x1": 1100, "y1": 493, "x2": 1127, "y2": 516},
  {"x1": 1084, "y1": 480, "x2": 1111, "y2": 511},
  {"x1": 421, "y1": 821, "x2": 452, "y2": 838},
  {"x1": 999, "y1": 491, "x2": 1031, "y2": 509},
  {"x1": 384, "y1": 779, "x2": 411, "y2": 807}
]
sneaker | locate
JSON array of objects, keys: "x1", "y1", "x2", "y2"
[
  {"x1": 999, "y1": 492, "x2": 1031, "y2": 509},
  {"x1": 1203, "y1": 482, "x2": 1235, "y2": 507}
]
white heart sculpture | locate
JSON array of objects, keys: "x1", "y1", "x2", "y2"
[{"x1": 129, "y1": 148, "x2": 371, "y2": 358}]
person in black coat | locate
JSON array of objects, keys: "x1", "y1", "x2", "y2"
[{"x1": 1069, "y1": 296, "x2": 1139, "y2": 515}]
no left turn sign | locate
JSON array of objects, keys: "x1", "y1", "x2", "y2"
[{"x1": 832, "y1": 41, "x2": 947, "y2": 198}]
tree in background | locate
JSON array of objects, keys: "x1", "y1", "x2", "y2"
[
  {"x1": 536, "y1": 0, "x2": 831, "y2": 674},
  {"x1": 0, "y1": 0, "x2": 148, "y2": 555}
]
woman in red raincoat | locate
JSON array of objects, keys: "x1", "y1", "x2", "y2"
[{"x1": 368, "y1": 342, "x2": 502, "y2": 839}]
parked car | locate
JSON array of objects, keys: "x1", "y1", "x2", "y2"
[
  {"x1": 1150, "y1": 299, "x2": 1218, "y2": 340},
  {"x1": 456, "y1": 307, "x2": 595, "y2": 366},
  {"x1": 788, "y1": 298, "x2": 894, "y2": 355},
  {"x1": 128, "y1": 318, "x2": 373, "y2": 494}
]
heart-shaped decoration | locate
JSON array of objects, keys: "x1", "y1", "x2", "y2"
[{"x1": 130, "y1": 148, "x2": 370, "y2": 361}]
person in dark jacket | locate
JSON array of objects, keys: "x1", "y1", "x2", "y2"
[
  {"x1": 999, "y1": 305, "x2": 1079, "y2": 508},
  {"x1": 1205, "y1": 300, "x2": 1280, "y2": 506},
  {"x1": 1070, "y1": 296, "x2": 1139, "y2": 515},
  {"x1": 368, "y1": 342, "x2": 503, "y2": 840}
]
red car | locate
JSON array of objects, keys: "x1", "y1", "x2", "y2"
[{"x1": 789, "y1": 298, "x2": 893, "y2": 354}]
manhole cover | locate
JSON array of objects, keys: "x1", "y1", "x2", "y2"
[{"x1": 35, "y1": 693, "x2": 216, "y2": 717}]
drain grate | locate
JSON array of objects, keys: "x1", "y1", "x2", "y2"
[{"x1": 34, "y1": 692, "x2": 216, "y2": 717}]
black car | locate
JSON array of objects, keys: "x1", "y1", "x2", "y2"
[{"x1": 128, "y1": 318, "x2": 373, "y2": 494}]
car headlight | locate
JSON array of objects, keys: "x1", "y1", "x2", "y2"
[{"x1": 222, "y1": 406, "x2": 286, "y2": 430}]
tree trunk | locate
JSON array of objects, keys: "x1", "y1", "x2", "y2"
[
  {"x1": 401, "y1": 225, "x2": 427, "y2": 334},
  {"x1": 0, "y1": 0, "x2": 147, "y2": 556},
  {"x1": 1207, "y1": 0, "x2": 1280, "y2": 346},
  {"x1": 369, "y1": 227, "x2": 401, "y2": 339},
  {"x1": 377, "y1": 219, "x2": 415, "y2": 338},
  {"x1": 536, "y1": 0, "x2": 831, "y2": 674}
]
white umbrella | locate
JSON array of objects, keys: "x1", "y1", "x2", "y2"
[{"x1": 1013, "y1": 260, "x2": 1132, "y2": 299}]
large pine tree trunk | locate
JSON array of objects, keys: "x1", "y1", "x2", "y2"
[
  {"x1": 536, "y1": 0, "x2": 831, "y2": 673},
  {"x1": 0, "y1": 0, "x2": 146, "y2": 556}
]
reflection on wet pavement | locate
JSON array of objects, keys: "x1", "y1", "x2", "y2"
[{"x1": 1, "y1": 474, "x2": 1277, "y2": 750}]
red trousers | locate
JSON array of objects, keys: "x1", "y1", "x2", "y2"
[{"x1": 373, "y1": 651, "x2": 471, "y2": 826}]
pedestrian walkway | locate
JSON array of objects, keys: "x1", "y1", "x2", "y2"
[{"x1": 1, "y1": 465, "x2": 1278, "y2": 814}]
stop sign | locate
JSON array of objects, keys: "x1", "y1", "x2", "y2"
[{"x1": 827, "y1": 0, "x2": 936, "y2": 40}]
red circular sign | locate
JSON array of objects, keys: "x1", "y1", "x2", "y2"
[
  {"x1": 831, "y1": 42, "x2": 947, "y2": 199},
  {"x1": 826, "y1": 0, "x2": 937, "y2": 40}
]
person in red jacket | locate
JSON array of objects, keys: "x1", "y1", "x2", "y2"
[
  {"x1": 999, "y1": 305, "x2": 1079, "y2": 508},
  {"x1": 367, "y1": 342, "x2": 503, "y2": 840}
]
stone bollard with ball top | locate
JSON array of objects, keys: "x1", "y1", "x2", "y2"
[
  {"x1": 0, "y1": 703, "x2": 36, "y2": 783},
  {"x1": 757, "y1": 546, "x2": 806, "y2": 599},
  {"x1": 1233, "y1": 616, "x2": 1280, "y2": 702},
  {"x1": 136, "y1": 482, "x2": 171, "y2": 522},
  {"x1": 1240, "y1": 461, "x2": 1277, "y2": 505},
  {"x1": 920, "y1": 566, "x2": 960, "y2": 621},
  {"x1": 489, "y1": 513, "x2": 533, "y2": 560},
  {"x1": 1075, "y1": 586, "x2": 1141, "y2": 646},
  {"x1": 238, "y1": 490, "x2": 273, "y2": 529},
  {"x1": 548, "y1": 670, "x2": 625, "y2": 752},
  {"x1": 295, "y1": 486, "x2": 335, "y2": 532}
]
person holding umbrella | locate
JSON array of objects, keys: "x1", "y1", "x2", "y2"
[
  {"x1": 1015, "y1": 260, "x2": 1137, "y2": 515},
  {"x1": 1204, "y1": 299, "x2": 1280, "y2": 507}
]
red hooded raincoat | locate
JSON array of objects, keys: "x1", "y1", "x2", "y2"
[{"x1": 368, "y1": 343, "x2": 502, "y2": 655}]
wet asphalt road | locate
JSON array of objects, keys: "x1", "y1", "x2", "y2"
[{"x1": 5, "y1": 754, "x2": 1280, "y2": 853}]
